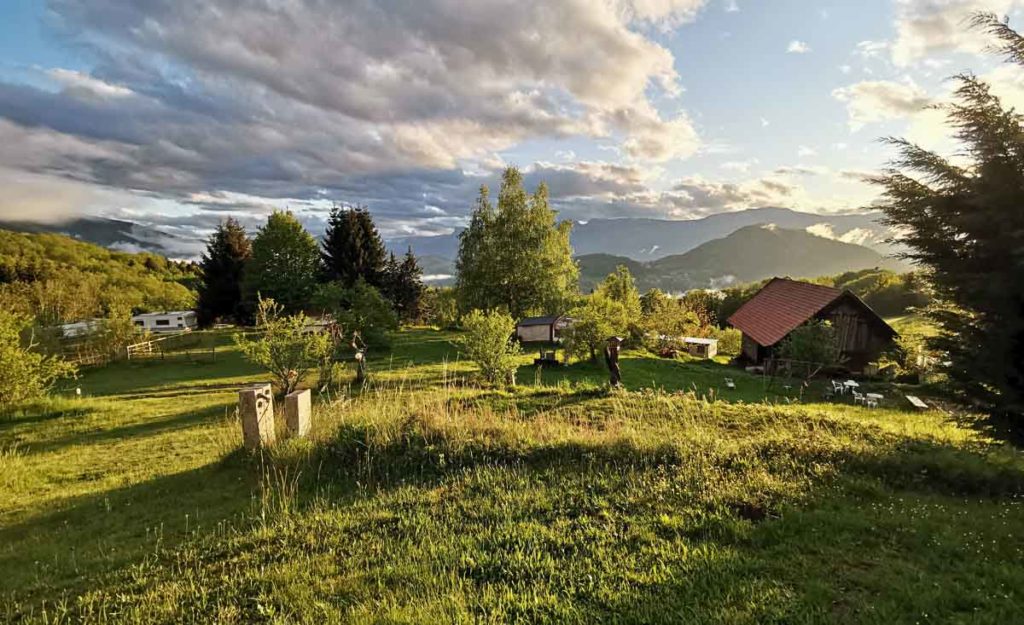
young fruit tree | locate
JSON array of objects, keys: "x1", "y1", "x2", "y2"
[
  {"x1": 873, "y1": 13, "x2": 1024, "y2": 419},
  {"x1": 458, "y1": 310, "x2": 522, "y2": 387},
  {"x1": 234, "y1": 297, "x2": 332, "y2": 396},
  {"x1": 0, "y1": 311, "x2": 77, "y2": 411}
]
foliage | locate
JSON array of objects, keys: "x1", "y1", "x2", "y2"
[
  {"x1": 639, "y1": 294, "x2": 703, "y2": 354},
  {"x1": 321, "y1": 205, "x2": 387, "y2": 288},
  {"x1": 456, "y1": 168, "x2": 578, "y2": 318},
  {"x1": 564, "y1": 292, "x2": 631, "y2": 362},
  {"x1": 424, "y1": 287, "x2": 460, "y2": 329},
  {"x1": 458, "y1": 309, "x2": 521, "y2": 386},
  {"x1": 872, "y1": 13, "x2": 1024, "y2": 417},
  {"x1": 234, "y1": 297, "x2": 332, "y2": 395},
  {"x1": 0, "y1": 230, "x2": 196, "y2": 325},
  {"x1": 681, "y1": 289, "x2": 720, "y2": 327},
  {"x1": 196, "y1": 218, "x2": 251, "y2": 327},
  {"x1": 594, "y1": 265, "x2": 642, "y2": 333},
  {"x1": 335, "y1": 279, "x2": 399, "y2": 348},
  {"x1": 241, "y1": 211, "x2": 321, "y2": 317},
  {"x1": 382, "y1": 248, "x2": 426, "y2": 324},
  {"x1": 0, "y1": 311, "x2": 76, "y2": 411},
  {"x1": 710, "y1": 327, "x2": 742, "y2": 357},
  {"x1": 776, "y1": 320, "x2": 842, "y2": 368}
]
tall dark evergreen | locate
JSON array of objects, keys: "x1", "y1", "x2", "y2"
[
  {"x1": 874, "y1": 12, "x2": 1024, "y2": 419},
  {"x1": 321, "y1": 205, "x2": 387, "y2": 287},
  {"x1": 196, "y1": 218, "x2": 251, "y2": 326},
  {"x1": 392, "y1": 248, "x2": 425, "y2": 323}
]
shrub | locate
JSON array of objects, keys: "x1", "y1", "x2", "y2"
[
  {"x1": 235, "y1": 297, "x2": 333, "y2": 395},
  {"x1": 564, "y1": 292, "x2": 630, "y2": 362},
  {"x1": 776, "y1": 320, "x2": 842, "y2": 369},
  {"x1": 0, "y1": 311, "x2": 77, "y2": 412},
  {"x1": 458, "y1": 310, "x2": 521, "y2": 386}
]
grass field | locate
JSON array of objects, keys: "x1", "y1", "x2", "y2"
[{"x1": 1, "y1": 328, "x2": 1022, "y2": 623}]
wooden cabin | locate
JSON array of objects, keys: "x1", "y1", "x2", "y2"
[{"x1": 727, "y1": 277, "x2": 896, "y2": 372}]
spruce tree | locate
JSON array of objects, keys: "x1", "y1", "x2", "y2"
[
  {"x1": 321, "y1": 205, "x2": 387, "y2": 287},
  {"x1": 196, "y1": 217, "x2": 251, "y2": 326},
  {"x1": 393, "y1": 248, "x2": 425, "y2": 323},
  {"x1": 874, "y1": 12, "x2": 1024, "y2": 419}
]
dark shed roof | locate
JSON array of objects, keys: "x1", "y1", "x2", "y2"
[{"x1": 517, "y1": 316, "x2": 561, "y2": 327}]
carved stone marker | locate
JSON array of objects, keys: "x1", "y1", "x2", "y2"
[
  {"x1": 239, "y1": 383, "x2": 275, "y2": 449},
  {"x1": 285, "y1": 388, "x2": 311, "y2": 438}
]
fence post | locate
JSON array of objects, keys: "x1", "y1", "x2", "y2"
[{"x1": 239, "y1": 383, "x2": 275, "y2": 449}]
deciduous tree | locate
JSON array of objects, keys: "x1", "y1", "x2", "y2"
[{"x1": 241, "y1": 211, "x2": 320, "y2": 317}]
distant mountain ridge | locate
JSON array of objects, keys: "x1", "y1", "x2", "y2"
[
  {"x1": 577, "y1": 224, "x2": 907, "y2": 293},
  {"x1": 387, "y1": 207, "x2": 894, "y2": 261}
]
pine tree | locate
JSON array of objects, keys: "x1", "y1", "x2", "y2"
[
  {"x1": 196, "y1": 217, "x2": 251, "y2": 326},
  {"x1": 873, "y1": 12, "x2": 1024, "y2": 419},
  {"x1": 455, "y1": 167, "x2": 578, "y2": 318},
  {"x1": 241, "y1": 211, "x2": 321, "y2": 316},
  {"x1": 321, "y1": 205, "x2": 387, "y2": 287}
]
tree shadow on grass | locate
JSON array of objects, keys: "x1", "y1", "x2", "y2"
[
  {"x1": 15, "y1": 403, "x2": 236, "y2": 456},
  {"x1": 0, "y1": 451, "x2": 257, "y2": 611}
]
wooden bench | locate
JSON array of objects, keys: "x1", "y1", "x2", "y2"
[{"x1": 905, "y1": 395, "x2": 929, "y2": 410}]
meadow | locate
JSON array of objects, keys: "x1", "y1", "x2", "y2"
[{"x1": 1, "y1": 328, "x2": 1022, "y2": 623}]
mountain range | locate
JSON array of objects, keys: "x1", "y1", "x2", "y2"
[
  {"x1": 387, "y1": 206, "x2": 894, "y2": 261},
  {"x1": 577, "y1": 224, "x2": 907, "y2": 293}
]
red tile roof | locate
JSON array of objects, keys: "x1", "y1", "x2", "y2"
[{"x1": 727, "y1": 278, "x2": 843, "y2": 347}]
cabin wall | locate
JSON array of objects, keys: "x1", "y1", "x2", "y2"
[
  {"x1": 741, "y1": 334, "x2": 761, "y2": 362},
  {"x1": 819, "y1": 302, "x2": 892, "y2": 370},
  {"x1": 517, "y1": 325, "x2": 552, "y2": 343}
]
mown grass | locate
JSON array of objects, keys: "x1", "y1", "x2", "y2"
[{"x1": 1, "y1": 328, "x2": 1022, "y2": 623}]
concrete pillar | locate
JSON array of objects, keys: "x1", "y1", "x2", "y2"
[
  {"x1": 239, "y1": 383, "x2": 275, "y2": 449},
  {"x1": 284, "y1": 389, "x2": 311, "y2": 438}
]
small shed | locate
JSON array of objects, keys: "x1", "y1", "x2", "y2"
[
  {"x1": 132, "y1": 310, "x2": 198, "y2": 333},
  {"x1": 727, "y1": 277, "x2": 897, "y2": 372},
  {"x1": 516, "y1": 316, "x2": 572, "y2": 343},
  {"x1": 683, "y1": 337, "x2": 718, "y2": 359}
]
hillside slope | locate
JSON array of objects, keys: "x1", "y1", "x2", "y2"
[
  {"x1": 580, "y1": 225, "x2": 906, "y2": 292},
  {"x1": 0, "y1": 228, "x2": 198, "y2": 323}
]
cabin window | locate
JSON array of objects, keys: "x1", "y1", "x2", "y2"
[{"x1": 155, "y1": 319, "x2": 170, "y2": 326}]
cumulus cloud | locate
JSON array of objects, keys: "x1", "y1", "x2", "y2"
[
  {"x1": 832, "y1": 79, "x2": 932, "y2": 130},
  {"x1": 787, "y1": 40, "x2": 812, "y2": 53},
  {"x1": 890, "y1": 0, "x2": 1024, "y2": 66},
  {"x1": 0, "y1": 0, "x2": 710, "y2": 232}
]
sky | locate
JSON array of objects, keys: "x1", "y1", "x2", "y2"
[{"x1": 2, "y1": 0, "x2": 1024, "y2": 251}]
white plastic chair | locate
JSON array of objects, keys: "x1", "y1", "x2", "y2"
[
  {"x1": 852, "y1": 391, "x2": 865, "y2": 405},
  {"x1": 724, "y1": 378, "x2": 736, "y2": 390}
]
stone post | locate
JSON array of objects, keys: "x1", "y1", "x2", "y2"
[
  {"x1": 239, "y1": 383, "x2": 275, "y2": 449},
  {"x1": 285, "y1": 389, "x2": 311, "y2": 438}
]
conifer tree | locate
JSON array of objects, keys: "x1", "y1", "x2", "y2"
[
  {"x1": 393, "y1": 248, "x2": 425, "y2": 323},
  {"x1": 873, "y1": 12, "x2": 1024, "y2": 419},
  {"x1": 321, "y1": 205, "x2": 387, "y2": 287},
  {"x1": 196, "y1": 217, "x2": 251, "y2": 326}
]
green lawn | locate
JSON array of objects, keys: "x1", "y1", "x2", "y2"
[{"x1": 1, "y1": 328, "x2": 1022, "y2": 623}]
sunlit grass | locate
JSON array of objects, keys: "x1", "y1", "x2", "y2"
[{"x1": 2, "y1": 328, "x2": 1022, "y2": 623}]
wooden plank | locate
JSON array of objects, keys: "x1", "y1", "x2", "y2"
[{"x1": 905, "y1": 395, "x2": 928, "y2": 410}]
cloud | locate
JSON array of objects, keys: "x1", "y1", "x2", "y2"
[
  {"x1": 890, "y1": 0, "x2": 1024, "y2": 66},
  {"x1": 787, "y1": 40, "x2": 812, "y2": 53},
  {"x1": 0, "y1": 0, "x2": 709, "y2": 231},
  {"x1": 832, "y1": 79, "x2": 932, "y2": 130},
  {"x1": 797, "y1": 145, "x2": 818, "y2": 157}
]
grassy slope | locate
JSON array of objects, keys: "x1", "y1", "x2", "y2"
[{"x1": 1, "y1": 329, "x2": 1022, "y2": 623}]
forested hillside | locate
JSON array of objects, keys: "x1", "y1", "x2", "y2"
[{"x1": 0, "y1": 229, "x2": 198, "y2": 325}]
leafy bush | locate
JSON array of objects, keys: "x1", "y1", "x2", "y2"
[
  {"x1": 314, "y1": 279, "x2": 398, "y2": 348},
  {"x1": 564, "y1": 292, "x2": 631, "y2": 362},
  {"x1": 776, "y1": 320, "x2": 842, "y2": 367},
  {"x1": 458, "y1": 310, "x2": 521, "y2": 386},
  {"x1": 0, "y1": 311, "x2": 77, "y2": 412},
  {"x1": 234, "y1": 297, "x2": 333, "y2": 395},
  {"x1": 710, "y1": 327, "x2": 742, "y2": 357}
]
